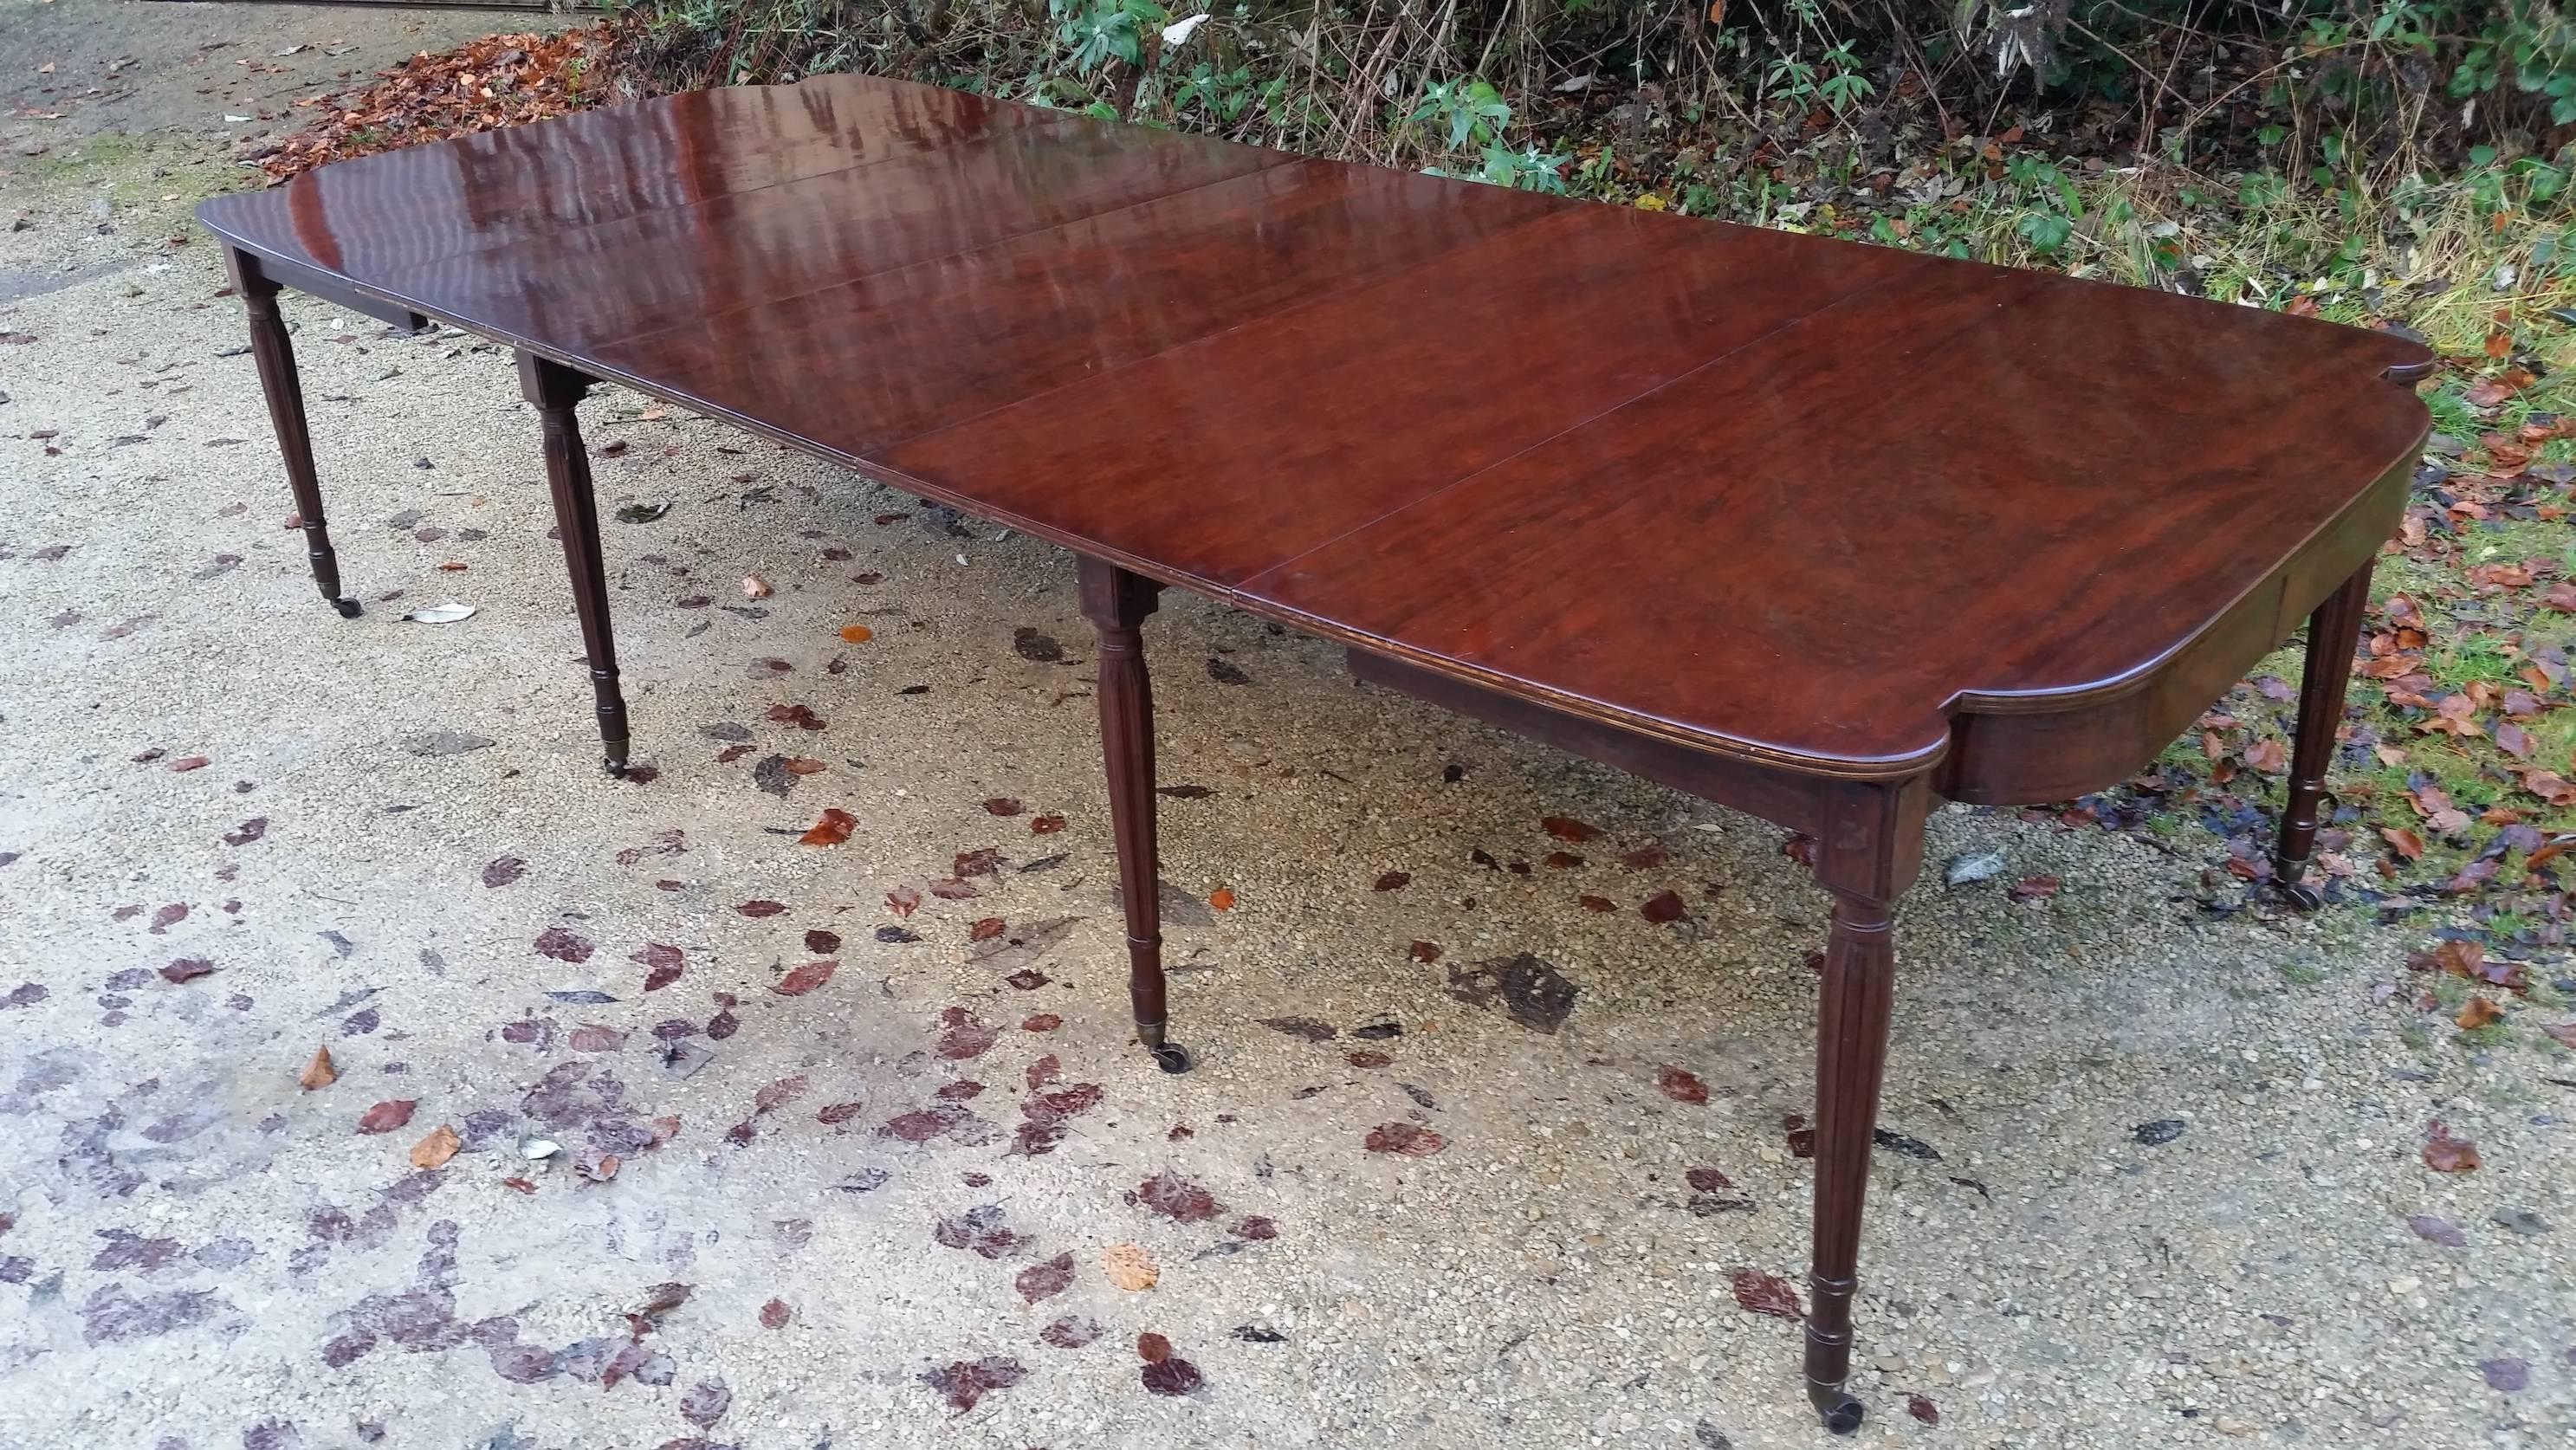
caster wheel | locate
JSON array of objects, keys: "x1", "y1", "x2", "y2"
[
  {"x1": 330, "y1": 597, "x2": 362, "y2": 618},
  {"x1": 603, "y1": 760, "x2": 630, "y2": 780},
  {"x1": 1809, "y1": 1386, "x2": 1865, "y2": 1436},
  {"x1": 2273, "y1": 877, "x2": 2323, "y2": 911},
  {"x1": 1149, "y1": 1043, "x2": 1194, "y2": 1075}
]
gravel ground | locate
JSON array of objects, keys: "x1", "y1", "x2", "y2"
[{"x1": 1, "y1": 16, "x2": 2572, "y2": 1450}]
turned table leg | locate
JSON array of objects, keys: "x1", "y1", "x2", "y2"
[
  {"x1": 516, "y1": 352, "x2": 632, "y2": 776},
  {"x1": 1077, "y1": 555, "x2": 1189, "y2": 1074},
  {"x1": 2272, "y1": 560, "x2": 2374, "y2": 907},
  {"x1": 226, "y1": 248, "x2": 359, "y2": 618},
  {"x1": 1798, "y1": 778, "x2": 1926, "y2": 1434}
]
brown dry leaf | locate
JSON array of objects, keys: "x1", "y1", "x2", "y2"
[
  {"x1": 257, "y1": 28, "x2": 609, "y2": 182},
  {"x1": 298, "y1": 1045, "x2": 338, "y2": 1091},
  {"x1": 408, "y1": 1123, "x2": 461, "y2": 1170},
  {"x1": 2423, "y1": 1123, "x2": 2481, "y2": 1174},
  {"x1": 2243, "y1": 737, "x2": 2288, "y2": 774},
  {"x1": 2382, "y1": 826, "x2": 2425, "y2": 860},
  {"x1": 357, "y1": 1099, "x2": 416, "y2": 1135},
  {"x1": 2455, "y1": 994, "x2": 2504, "y2": 1030},
  {"x1": 838, "y1": 624, "x2": 873, "y2": 644},
  {"x1": 799, "y1": 807, "x2": 856, "y2": 847},
  {"x1": 1208, "y1": 886, "x2": 1235, "y2": 911},
  {"x1": 1363, "y1": 1122, "x2": 1446, "y2": 1156},
  {"x1": 741, "y1": 575, "x2": 772, "y2": 599},
  {"x1": 2543, "y1": 1022, "x2": 2576, "y2": 1049},
  {"x1": 1102, "y1": 1243, "x2": 1159, "y2": 1291}
]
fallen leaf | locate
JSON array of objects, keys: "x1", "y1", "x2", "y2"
[
  {"x1": 298, "y1": 1045, "x2": 337, "y2": 1091},
  {"x1": 1372, "y1": 871, "x2": 1410, "y2": 891},
  {"x1": 400, "y1": 601, "x2": 476, "y2": 624},
  {"x1": 2382, "y1": 827, "x2": 2426, "y2": 860},
  {"x1": 1208, "y1": 886, "x2": 1235, "y2": 910},
  {"x1": 1542, "y1": 816, "x2": 1601, "y2": 842},
  {"x1": 759, "y1": 1298, "x2": 791, "y2": 1329},
  {"x1": 159, "y1": 958, "x2": 215, "y2": 984},
  {"x1": 775, "y1": 960, "x2": 837, "y2": 996},
  {"x1": 1031, "y1": 813, "x2": 1065, "y2": 834},
  {"x1": 1141, "y1": 1356, "x2": 1204, "y2": 1396},
  {"x1": 2423, "y1": 1122, "x2": 2481, "y2": 1173},
  {"x1": 1015, "y1": 1252, "x2": 1075, "y2": 1303},
  {"x1": 1657, "y1": 1065, "x2": 1709, "y2": 1104},
  {"x1": 1641, "y1": 890, "x2": 1687, "y2": 923},
  {"x1": 1729, "y1": 1267, "x2": 1801, "y2": 1318},
  {"x1": 1363, "y1": 1122, "x2": 1445, "y2": 1156},
  {"x1": 1102, "y1": 1243, "x2": 1158, "y2": 1291},
  {"x1": 799, "y1": 807, "x2": 856, "y2": 846},
  {"x1": 2456, "y1": 994, "x2": 2504, "y2": 1029},
  {"x1": 741, "y1": 575, "x2": 771, "y2": 599},
  {"x1": 838, "y1": 624, "x2": 872, "y2": 644},
  {"x1": 1137, "y1": 1171, "x2": 1222, "y2": 1221},
  {"x1": 357, "y1": 1100, "x2": 416, "y2": 1135},
  {"x1": 922, "y1": 1356, "x2": 1024, "y2": 1413},
  {"x1": 2405, "y1": 1214, "x2": 2467, "y2": 1246},
  {"x1": 408, "y1": 1124, "x2": 460, "y2": 1169}
]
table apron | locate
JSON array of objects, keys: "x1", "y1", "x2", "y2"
[{"x1": 1940, "y1": 456, "x2": 2409, "y2": 805}]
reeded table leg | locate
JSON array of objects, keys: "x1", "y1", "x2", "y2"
[
  {"x1": 2272, "y1": 560, "x2": 2375, "y2": 908},
  {"x1": 226, "y1": 248, "x2": 359, "y2": 618},
  {"x1": 1798, "y1": 778, "x2": 1926, "y2": 1434},
  {"x1": 516, "y1": 352, "x2": 631, "y2": 776},
  {"x1": 1077, "y1": 555, "x2": 1188, "y2": 1074}
]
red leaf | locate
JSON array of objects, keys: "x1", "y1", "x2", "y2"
[
  {"x1": 736, "y1": 900, "x2": 787, "y2": 917},
  {"x1": 799, "y1": 808, "x2": 856, "y2": 846},
  {"x1": 1372, "y1": 871, "x2": 1411, "y2": 892},
  {"x1": 774, "y1": 960, "x2": 837, "y2": 996},
  {"x1": 357, "y1": 1100, "x2": 417, "y2": 1135},
  {"x1": 886, "y1": 885, "x2": 922, "y2": 918},
  {"x1": 969, "y1": 916, "x2": 1007, "y2": 942},
  {"x1": 1729, "y1": 1267, "x2": 1802, "y2": 1318},
  {"x1": 1140, "y1": 1356, "x2": 1204, "y2": 1396},
  {"x1": 533, "y1": 926, "x2": 593, "y2": 962},
  {"x1": 1542, "y1": 816, "x2": 1601, "y2": 841},
  {"x1": 1640, "y1": 890, "x2": 1687, "y2": 923},
  {"x1": 1578, "y1": 894, "x2": 1616, "y2": 912},
  {"x1": 1031, "y1": 813, "x2": 1066, "y2": 834},
  {"x1": 1014, "y1": 1252, "x2": 1075, "y2": 1303},
  {"x1": 481, "y1": 857, "x2": 527, "y2": 887},
  {"x1": 1657, "y1": 1065, "x2": 1709, "y2": 1104},
  {"x1": 759, "y1": 1298, "x2": 791, "y2": 1329},
  {"x1": 159, "y1": 958, "x2": 216, "y2": 984},
  {"x1": 1407, "y1": 940, "x2": 1442, "y2": 963},
  {"x1": 983, "y1": 798, "x2": 1023, "y2": 816},
  {"x1": 1136, "y1": 1171, "x2": 1223, "y2": 1221},
  {"x1": 1908, "y1": 1395, "x2": 1939, "y2": 1425}
]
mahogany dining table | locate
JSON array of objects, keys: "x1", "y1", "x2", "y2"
[{"x1": 196, "y1": 74, "x2": 2431, "y2": 1432}]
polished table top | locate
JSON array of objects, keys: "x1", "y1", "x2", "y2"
[{"x1": 197, "y1": 76, "x2": 2432, "y2": 782}]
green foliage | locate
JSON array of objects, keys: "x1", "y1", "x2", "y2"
[
  {"x1": 1411, "y1": 77, "x2": 1510, "y2": 152},
  {"x1": 1051, "y1": 0, "x2": 1165, "y2": 76}
]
